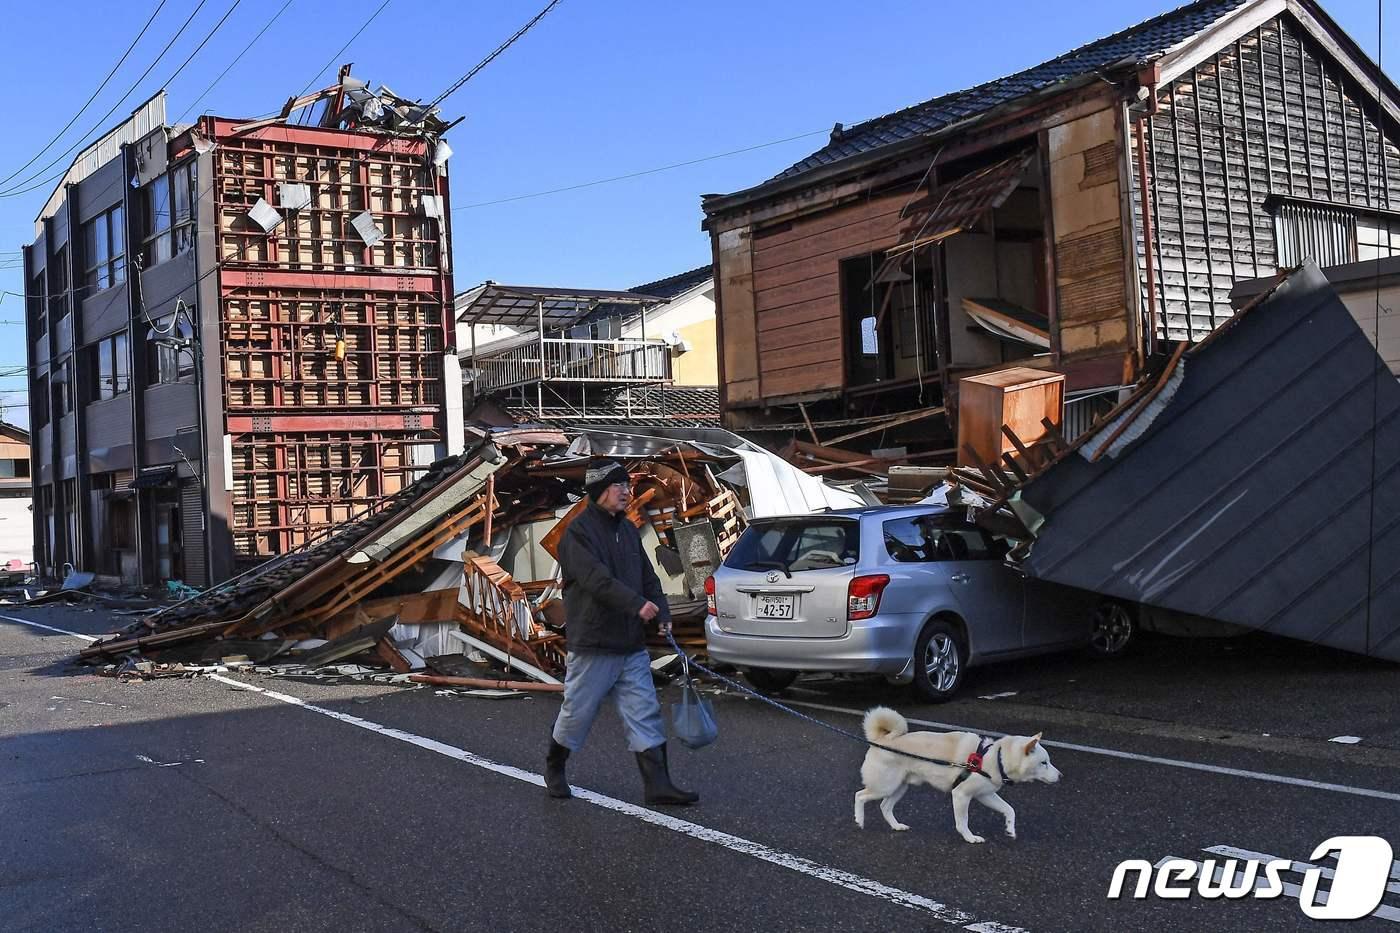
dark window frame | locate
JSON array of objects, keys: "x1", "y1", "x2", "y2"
[
  {"x1": 88, "y1": 333, "x2": 131, "y2": 402},
  {"x1": 82, "y1": 204, "x2": 126, "y2": 293}
]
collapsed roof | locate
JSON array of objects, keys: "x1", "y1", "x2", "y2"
[{"x1": 1005, "y1": 262, "x2": 1400, "y2": 660}]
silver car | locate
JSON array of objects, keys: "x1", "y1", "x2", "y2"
[{"x1": 703, "y1": 505, "x2": 1135, "y2": 701}]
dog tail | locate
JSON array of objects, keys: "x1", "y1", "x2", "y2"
[{"x1": 863, "y1": 706, "x2": 908, "y2": 743}]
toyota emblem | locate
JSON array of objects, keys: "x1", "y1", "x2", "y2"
[{"x1": 765, "y1": 571, "x2": 781, "y2": 584}]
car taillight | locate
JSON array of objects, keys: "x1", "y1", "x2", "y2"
[
  {"x1": 847, "y1": 574, "x2": 890, "y2": 621},
  {"x1": 704, "y1": 575, "x2": 716, "y2": 615}
]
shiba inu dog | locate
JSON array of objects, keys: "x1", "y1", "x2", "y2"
[{"x1": 854, "y1": 707, "x2": 1061, "y2": 844}]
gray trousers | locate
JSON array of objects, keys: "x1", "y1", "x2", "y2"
[{"x1": 551, "y1": 649, "x2": 667, "y2": 753}]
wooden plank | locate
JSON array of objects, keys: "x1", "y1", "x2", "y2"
[
  {"x1": 408, "y1": 673, "x2": 563, "y2": 693},
  {"x1": 758, "y1": 315, "x2": 842, "y2": 353},
  {"x1": 756, "y1": 297, "x2": 844, "y2": 332},
  {"x1": 823, "y1": 406, "x2": 946, "y2": 445},
  {"x1": 374, "y1": 637, "x2": 413, "y2": 674},
  {"x1": 750, "y1": 189, "x2": 909, "y2": 253},
  {"x1": 754, "y1": 272, "x2": 841, "y2": 313}
]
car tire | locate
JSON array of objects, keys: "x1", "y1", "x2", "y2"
[
  {"x1": 1086, "y1": 600, "x2": 1136, "y2": 658},
  {"x1": 912, "y1": 619, "x2": 966, "y2": 703},
  {"x1": 743, "y1": 667, "x2": 799, "y2": 694}
]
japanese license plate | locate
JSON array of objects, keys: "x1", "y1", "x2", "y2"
[{"x1": 755, "y1": 595, "x2": 795, "y2": 619}]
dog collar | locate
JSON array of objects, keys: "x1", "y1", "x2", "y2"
[{"x1": 995, "y1": 746, "x2": 1013, "y2": 785}]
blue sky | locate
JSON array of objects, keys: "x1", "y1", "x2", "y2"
[{"x1": 0, "y1": 0, "x2": 1394, "y2": 428}]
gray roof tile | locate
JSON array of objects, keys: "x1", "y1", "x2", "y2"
[{"x1": 770, "y1": 0, "x2": 1249, "y2": 183}]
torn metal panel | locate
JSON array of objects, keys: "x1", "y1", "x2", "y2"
[
  {"x1": 247, "y1": 198, "x2": 283, "y2": 232},
  {"x1": 1017, "y1": 262, "x2": 1400, "y2": 660},
  {"x1": 349, "y1": 210, "x2": 385, "y2": 247},
  {"x1": 278, "y1": 182, "x2": 313, "y2": 211}
]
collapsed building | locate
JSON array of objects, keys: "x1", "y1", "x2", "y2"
[
  {"x1": 22, "y1": 75, "x2": 461, "y2": 589},
  {"x1": 79, "y1": 426, "x2": 862, "y2": 682}
]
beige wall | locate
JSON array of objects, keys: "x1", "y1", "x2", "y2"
[
  {"x1": 671, "y1": 318, "x2": 718, "y2": 385},
  {"x1": 1340, "y1": 283, "x2": 1400, "y2": 376}
]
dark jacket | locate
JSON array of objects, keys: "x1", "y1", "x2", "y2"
[{"x1": 558, "y1": 501, "x2": 670, "y2": 654}]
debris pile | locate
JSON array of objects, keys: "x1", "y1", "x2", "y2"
[{"x1": 79, "y1": 426, "x2": 861, "y2": 684}]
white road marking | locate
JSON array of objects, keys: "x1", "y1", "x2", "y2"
[
  {"x1": 207, "y1": 673, "x2": 1025, "y2": 932},
  {"x1": 135, "y1": 754, "x2": 184, "y2": 768},
  {"x1": 978, "y1": 692, "x2": 1019, "y2": 700},
  {"x1": 0, "y1": 614, "x2": 98, "y2": 642},
  {"x1": 1158, "y1": 847, "x2": 1400, "y2": 923},
  {"x1": 1331, "y1": 736, "x2": 1363, "y2": 744},
  {"x1": 1206, "y1": 845, "x2": 1400, "y2": 892},
  {"x1": 785, "y1": 700, "x2": 1400, "y2": 804}
]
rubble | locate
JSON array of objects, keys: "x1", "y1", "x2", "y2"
[{"x1": 78, "y1": 425, "x2": 862, "y2": 686}]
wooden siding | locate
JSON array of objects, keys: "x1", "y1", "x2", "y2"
[
  {"x1": 746, "y1": 188, "x2": 911, "y2": 400},
  {"x1": 1134, "y1": 13, "x2": 1400, "y2": 342}
]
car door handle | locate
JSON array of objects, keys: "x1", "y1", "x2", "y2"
[{"x1": 950, "y1": 573, "x2": 970, "y2": 584}]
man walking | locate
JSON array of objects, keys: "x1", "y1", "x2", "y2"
[{"x1": 544, "y1": 460, "x2": 699, "y2": 806}]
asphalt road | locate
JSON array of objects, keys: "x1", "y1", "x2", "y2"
[{"x1": 3, "y1": 605, "x2": 1398, "y2": 932}]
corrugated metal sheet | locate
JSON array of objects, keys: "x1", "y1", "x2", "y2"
[
  {"x1": 1017, "y1": 262, "x2": 1400, "y2": 659},
  {"x1": 37, "y1": 93, "x2": 166, "y2": 234}
]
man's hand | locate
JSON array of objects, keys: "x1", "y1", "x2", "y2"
[{"x1": 639, "y1": 601, "x2": 660, "y2": 622}]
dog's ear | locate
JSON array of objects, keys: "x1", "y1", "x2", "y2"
[{"x1": 1023, "y1": 732, "x2": 1043, "y2": 754}]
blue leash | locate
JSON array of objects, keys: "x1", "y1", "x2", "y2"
[{"x1": 664, "y1": 628, "x2": 990, "y2": 775}]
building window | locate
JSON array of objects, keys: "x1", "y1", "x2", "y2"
[
  {"x1": 142, "y1": 163, "x2": 195, "y2": 268},
  {"x1": 87, "y1": 333, "x2": 130, "y2": 401},
  {"x1": 49, "y1": 246, "x2": 67, "y2": 326},
  {"x1": 1271, "y1": 197, "x2": 1400, "y2": 268},
  {"x1": 1358, "y1": 215, "x2": 1400, "y2": 261},
  {"x1": 28, "y1": 271, "x2": 46, "y2": 340},
  {"x1": 53, "y1": 367, "x2": 73, "y2": 417},
  {"x1": 33, "y1": 374, "x2": 49, "y2": 428},
  {"x1": 147, "y1": 314, "x2": 195, "y2": 385},
  {"x1": 82, "y1": 205, "x2": 126, "y2": 292}
]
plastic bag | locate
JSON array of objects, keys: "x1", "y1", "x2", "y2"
[{"x1": 671, "y1": 658, "x2": 718, "y2": 749}]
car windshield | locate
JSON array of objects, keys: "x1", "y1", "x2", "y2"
[{"x1": 725, "y1": 519, "x2": 860, "y2": 573}]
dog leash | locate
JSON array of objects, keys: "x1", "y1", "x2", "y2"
[{"x1": 664, "y1": 629, "x2": 994, "y2": 778}]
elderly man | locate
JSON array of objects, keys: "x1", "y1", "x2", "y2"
[{"x1": 544, "y1": 460, "x2": 699, "y2": 806}]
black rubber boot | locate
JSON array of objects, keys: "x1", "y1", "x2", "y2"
[
  {"x1": 545, "y1": 739, "x2": 572, "y2": 799},
  {"x1": 635, "y1": 743, "x2": 699, "y2": 806}
]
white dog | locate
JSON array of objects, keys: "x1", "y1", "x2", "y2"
[{"x1": 854, "y1": 707, "x2": 1061, "y2": 844}]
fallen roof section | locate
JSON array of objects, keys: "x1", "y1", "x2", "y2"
[
  {"x1": 456, "y1": 283, "x2": 667, "y2": 328},
  {"x1": 1011, "y1": 262, "x2": 1400, "y2": 660}
]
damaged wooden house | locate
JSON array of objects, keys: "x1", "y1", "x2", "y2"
[{"x1": 701, "y1": 0, "x2": 1400, "y2": 462}]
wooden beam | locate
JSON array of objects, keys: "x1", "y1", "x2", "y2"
[
  {"x1": 409, "y1": 673, "x2": 563, "y2": 693},
  {"x1": 797, "y1": 401, "x2": 820, "y2": 445},
  {"x1": 823, "y1": 406, "x2": 946, "y2": 446}
]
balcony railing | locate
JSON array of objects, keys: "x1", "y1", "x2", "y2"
[{"x1": 472, "y1": 337, "x2": 671, "y2": 394}]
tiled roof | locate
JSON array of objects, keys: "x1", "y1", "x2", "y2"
[
  {"x1": 768, "y1": 0, "x2": 1250, "y2": 184},
  {"x1": 576, "y1": 264, "x2": 714, "y2": 328}
]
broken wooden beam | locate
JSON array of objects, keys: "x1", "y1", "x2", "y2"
[{"x1": 409, "y1": 673, "x2": 563, "y2": 693}]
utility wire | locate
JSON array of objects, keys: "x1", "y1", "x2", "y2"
[
  {"x1": 295, "y1": 0, "x2": 393, "y2": 99},
  {"x1": 452, "y1": 129, "x2": 831, "y2": 210},
  {"x1": 178, "y1": 0, "x2": 297, "y2": 121},
  {"x1": 0, "y1": 0, "x2": 170, "y2": 189},
  {"x1": 0, "y1": 0, "x2": 213, "y2": 198},
  {"x1": 425, "y1": 0, "x2": 563, "y2": 109}
]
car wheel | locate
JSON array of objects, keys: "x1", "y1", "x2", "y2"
[
  {"x1": 1087, "y1": 601, "x2": 1136, "y2": 657},
  {"x1": 743, "y1": 667, "x2": 799, "y2": 694},
  {"x1": 912, "y1": 619, "x2": 966, "y2": 703}
]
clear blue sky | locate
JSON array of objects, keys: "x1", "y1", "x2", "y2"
[{"x1": 0, "y1": 0, "x2": 1394, "y2": 428}]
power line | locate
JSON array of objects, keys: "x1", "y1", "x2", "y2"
[
  {"x1": 0, "y1": 0, "x2": 213, "y2": 198},
  {"x1": 154, "y1": 0, "x2": 248, "y2": 107},
  {"x1": 0, "y1": 0, "x2": 171, "y2": 189},
  {"x1": 452, "y1": 129, "x2": 831, "y2": 210},
  {"x1": 178, "y1": 0, "x2": 298, "y2": 122},
  {"x1": 425, "y1": 0, "x2": 562, "y2": 109},
  {"x1": 295, "y1": 0, "x2": 393, "y2": 99}
]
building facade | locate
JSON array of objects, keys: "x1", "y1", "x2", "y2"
[
  {"x1": 23, "y1": 84, "x2": 459, "y2": 586},
  {"x1": 700, "y1": 0, "x2": 1400, "y2": 454}
]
